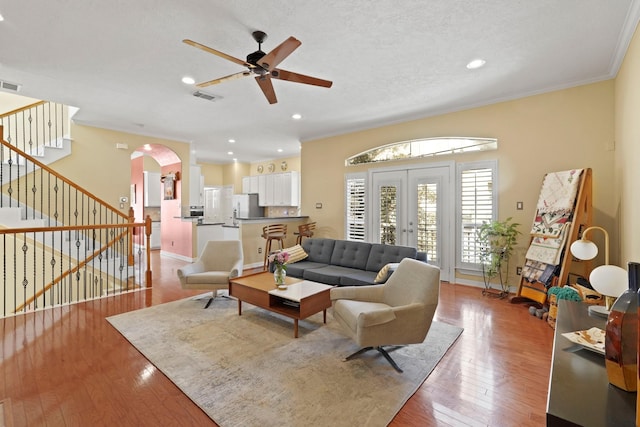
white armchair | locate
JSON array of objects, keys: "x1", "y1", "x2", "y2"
[
  {"x1": 330, "y1": 258, "x2": 440, "y2": 372},
  {"x1": 177, "y1": 240, "x2": 244, "y2": 308}
]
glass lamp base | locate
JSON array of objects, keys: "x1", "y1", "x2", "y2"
[{"x1": 588, "y1": 305, "x2": 610, "y2": 318}]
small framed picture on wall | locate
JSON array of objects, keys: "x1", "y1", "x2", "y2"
[{"x1": 164, "y1": 175, "x2": 175, "y2": 200}]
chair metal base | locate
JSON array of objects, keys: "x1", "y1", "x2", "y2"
[
  {"x1": 197, "y1": 290, "x2": 233, "y2": 309},
  {"x1": 344, "y1": 345, "x2": 404, "y2": 373}
]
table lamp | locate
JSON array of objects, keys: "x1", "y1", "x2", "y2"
[{"x1": 569, "y1": 226, "x2": 628, "y2": 317}]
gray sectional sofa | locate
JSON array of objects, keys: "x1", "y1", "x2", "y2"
[{"x1": 282, "y1": 238, "x2": 428, "y2": 286}]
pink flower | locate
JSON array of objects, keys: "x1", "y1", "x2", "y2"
[{"x1": 269, "y1": 251, "x2": 290, "y2": 267}]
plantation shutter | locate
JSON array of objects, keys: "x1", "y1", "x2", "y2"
[
  {"x1": 460, "y1": 167, "x2": 494, "y2": 265},
  {"x1": 346, "y1": 175, "x2": 366, "y2": 241}
]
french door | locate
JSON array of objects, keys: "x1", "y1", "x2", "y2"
[{"x1": 371, "y1": 164, "x2": 453, "y2": 281}]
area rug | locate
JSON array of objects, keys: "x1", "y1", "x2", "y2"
[{"x1": 107, "y1": 295, "x2": 462, "y2": 427}]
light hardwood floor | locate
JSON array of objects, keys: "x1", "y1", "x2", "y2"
[{"x1": 0, "y1": 252, "x2": 554, "y2": 426}]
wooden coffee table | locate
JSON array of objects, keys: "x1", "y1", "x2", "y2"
[{"x1": 229, "y1": 272, "x2": 333, "y2": 338}]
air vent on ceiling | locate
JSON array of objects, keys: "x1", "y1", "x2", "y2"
[
  {"x1": 0, "y1": 80, "x2": 21, "y2": 92},
  {"x1": 193, "y1": 91, "x2": 222, "y2": 102}
]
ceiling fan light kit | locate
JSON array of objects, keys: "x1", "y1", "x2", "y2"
[{"x1": 183, "y1": 30, "x2": 332, "y2": 104}]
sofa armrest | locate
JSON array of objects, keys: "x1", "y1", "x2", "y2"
[
  {"x1": 330, "y1": 284, "x2": 385, "y2": 303},
  {"x1": 416, "y1": 252, "x2": 428, "y2": 262}
]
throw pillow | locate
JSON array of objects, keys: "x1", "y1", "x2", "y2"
[
  {"x1": 374, "y1": 262, "x2": 400, "y2": 284},
  {"x1": 282, "y1": 244, "x2": 308, "y2": 264}
]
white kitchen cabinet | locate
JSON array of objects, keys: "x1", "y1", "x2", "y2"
[
  {"x1": 242, "y1": 176, "x2": 251, "y2": 194},
  {"x1": 189, "y1": 165, "x2": 203, "y2": 206},
  {"x1": 258, "y1": 175, "x2": 267, "y2": 206},
  {"x1": 143, "y1": 171, "x2": 162, "y2": 207},
  {"x1": 241, "y1": 176, "x2": 259, "y2": 194},
  {"x1": 150, "y1": 222, "x2": 161, "y2": 249},
  {"x1": 258, "y1": 171, "x2": 299, "y2": 206}
]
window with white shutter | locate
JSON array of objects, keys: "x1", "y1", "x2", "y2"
[
  {"x1": 345, "y1": 173, "x2": 366, "y2": 241},
  {"x1": 457, "y1": 161, "x2": 497, "y2": 270}
]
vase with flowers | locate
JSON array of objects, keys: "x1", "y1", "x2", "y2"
[{"x1": 269, "y1": 251, "x2": 290, "y2": 287}]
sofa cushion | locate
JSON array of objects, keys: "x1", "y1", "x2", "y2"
[
  {"x1": 340, "y1": 270, "x2": 379, "y2": 286},
  {"x1": 285, "y1": 261, "x2": 329, "y2": 279},
  {"x1": 303, "y1": 265, "x2": 364, "y2": 286},
  {"x1": 301, "y1": 238, "x2": 336, "y2": 264},
  {"x1": 365, "y1": 243, "x2": 418, "y2": 272},
  {"x1": 330, "y1": 240, "x2": 371, "y2": 270}
]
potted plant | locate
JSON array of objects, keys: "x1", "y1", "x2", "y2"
[{"x1": 476, "y1": 217, "x2": 521, "y2": 298}]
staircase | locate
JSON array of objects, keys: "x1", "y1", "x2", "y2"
[{"x1": 0, "y1": 100, "x2": 151, "y2": 318}]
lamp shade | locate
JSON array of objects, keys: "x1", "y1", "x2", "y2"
[
  {"x1": 570, "y1": 239, "x2": 599, "y2": 261},
  {"x1": 589, "y1": 264, "x2": 628, "y2": 298}
]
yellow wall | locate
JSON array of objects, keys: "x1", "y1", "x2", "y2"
[
  {"x1": 199, "y1": 163, "x2": 224, "y2": 187},
  {"x1": 222, "y1": 162, "x2": 250, "y2": 193},
  {"x1": 615, "y1": 24, "x2": 640, "y2": 265},
  {"x1": 302, "y1": 81, "x2": 616, "y2": 282},
  {"x1": 52, "y1": 124, "x2": 193, "y2": 214}
]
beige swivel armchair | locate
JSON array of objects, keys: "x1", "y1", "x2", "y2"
[
  {"x1": 177, "y1": 240, "x2": 244, "y2": 308},
  {"x1": 330, "y1": 258, "x2": 440, "y2": 372}
]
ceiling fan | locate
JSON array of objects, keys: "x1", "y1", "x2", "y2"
[{"x1": 183, "y1": 31, "x2": 333, "y2": 104}]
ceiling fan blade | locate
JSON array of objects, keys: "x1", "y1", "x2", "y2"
[
  {"x1": 196, "y1": 71, "x2": 251, "y2": 88},
  {"x1": 259, "y1": 37, "x2": 302, "y2": 71},
  {"x1": 271, "y1": 69, "x2": 333, "y2": 88},
  {"x1": 183, "y1": 39, "x2": 254, "y2": 68},
  {"x1": 255, "y1": 75, "x2": 278, "y2": 104}
]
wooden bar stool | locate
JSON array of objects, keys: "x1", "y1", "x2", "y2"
[
  {"x1": 262, "y1": 224, "x2": 287, "y2": 269},
  {"x1": 295, "y1": 222, "x2": 316, "y2": 245}
]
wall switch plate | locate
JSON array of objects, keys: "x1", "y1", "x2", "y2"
[
  {"x1": 516, "y1": 201, "x2": 523, "y2": 210},
  {"x1": 516, "y1": 266, "x2": 522, "y2": 275}
]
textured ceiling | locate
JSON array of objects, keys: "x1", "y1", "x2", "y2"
[{"x1": 0, "y1": 1, "x2": 638, "y2": 164}]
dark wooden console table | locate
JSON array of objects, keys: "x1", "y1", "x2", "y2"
[{"x1": 547, "y1": 300, "x2": 636, "y2": 426}]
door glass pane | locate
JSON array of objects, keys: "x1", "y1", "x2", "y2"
[
  {"x1": 417, "y1": 182, "x2": 438, "y2": 263},
  {"x1": 379, "y1": 185, "x2": 397, "y2": 244}
]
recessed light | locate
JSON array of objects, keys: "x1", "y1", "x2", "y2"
[
  {"x1": 228, "y1": 139, "x2": 236, "y2": 143},
  {"x1": 291, "y1": 113, "x2": 302, "y2": 120},
  {"x1": 227, "y1": 151, "x2": 233, "y2": 155},
  {"x1": 182, "y1": 76, "x2": 195, "y2": 85},
  {"x1": 233, "y1": 158, "x2": 237, "y2": 162},
  {"x1": 0, "y1": 14, "x2": 4, "y2": 22},
  {"x1": 466, "y1": 59, "x2": 486, "y2": 70},
  {"x1": 277, "y1": 148, "x2": 283, "y2": 153}
]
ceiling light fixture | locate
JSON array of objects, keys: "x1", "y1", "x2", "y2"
[
  {"x1": 292, "y1": 113, "x2": 302, "y2": 120},
  {"x1": 182, "y1": 76, "x2": 195, "y2": 85},
  {"x1": 466, "y1": 59, "x2": 486, "y2": 70},
  {"x1": 277, "y1": 148, "x2": 283, "y2": 153},
  {"x1": 227, "y1": 151, "x2": 233, "y2": 155},
  {"x1": 228, "y1": 139, "x2": 236, "y2": 143}
]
